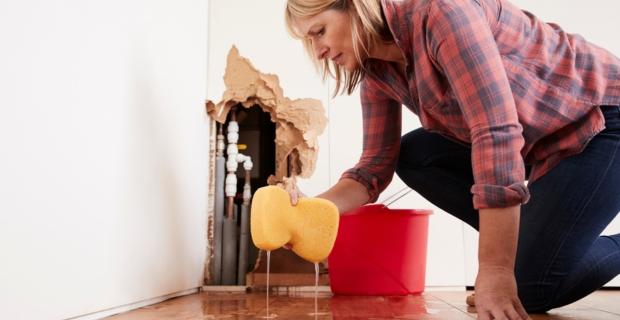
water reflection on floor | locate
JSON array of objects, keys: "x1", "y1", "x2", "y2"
[{"x1": 106, "y1": 289, "x2": 620, "y2": 319}]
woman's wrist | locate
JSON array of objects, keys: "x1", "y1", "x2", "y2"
[{"x1": 478, "y1": 205, "x2": 520, "y2": 269}]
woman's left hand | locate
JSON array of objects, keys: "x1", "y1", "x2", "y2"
[{"x1": 474, "y1": 265, "x2": 531, "y2": 320}]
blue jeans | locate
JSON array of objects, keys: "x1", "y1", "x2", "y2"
[{"x1": 396, "y1": 106, "x2": 620, "y2": 312}]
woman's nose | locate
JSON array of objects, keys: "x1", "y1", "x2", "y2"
[{"x1": 312, "y1": 40, "x2": 328, "y2": 60}]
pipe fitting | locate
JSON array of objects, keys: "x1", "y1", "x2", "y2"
[
  {"x1": 226, "y1": 121, "x2": 239, "y2": 144},
  {"x1": 225, "y1": 174, "x2": 237, "y2": 197}
]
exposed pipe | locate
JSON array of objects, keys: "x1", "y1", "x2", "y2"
[
  {"x1": 213, "y1": 123, "x2": 226, "y2": 285},
  {"x1": 225, "y1": 107, "x2": 238, "y2": 219},
  {"x1": 237, "y1": 156, "x2": 253, "y2": 285},
  {"x1": 221, "y1": 105, "x2": 256, "y2": 286},
  {"x1": 222, "y1": 204, "x2": 238, "y2": 285},
  {"x1": 222, "y1": 106, "x2": 239, "y2": 285}
]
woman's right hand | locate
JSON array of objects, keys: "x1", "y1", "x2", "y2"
[
  {"x1": 282, "y1": 188, "x2": 307, "y2": 250},
  {"x1": 287, "y1": 188, "x2": 307, "y2": 206}
]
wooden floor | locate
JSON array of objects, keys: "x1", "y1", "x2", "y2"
[{"x1": 106, "y1": 289, "x2": 620, "y2": 319}]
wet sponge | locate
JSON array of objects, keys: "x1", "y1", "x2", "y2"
[{"x1": 250, "y1": 186, "x2": 339, "y2": 262}]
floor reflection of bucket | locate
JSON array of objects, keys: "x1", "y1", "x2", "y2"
[
  {"x1": 330, "y1": 295, "x2": 437, "y2": 319},
  {"x1": 328, "y1": 204, "x2": 433, "y2": 295}
]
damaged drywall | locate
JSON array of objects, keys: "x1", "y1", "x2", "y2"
[{"x1": 206, "y1": 45, "x2": 327, "y2": 181}]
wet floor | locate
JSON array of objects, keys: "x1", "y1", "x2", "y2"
[{"x1": 106, "y1": 289, "x2": 620, "y2": 319}]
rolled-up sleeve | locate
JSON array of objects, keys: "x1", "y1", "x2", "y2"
[
  {"x1": 340, "y1": 79, "x2": 403, "y2": 203},
  {"x1": 426, "y1": 0, "x2": 530, "y2": 208}
]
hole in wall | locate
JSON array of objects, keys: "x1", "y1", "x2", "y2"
[{"x1": 224, "y1": 104, "x2": 276, "y2": 275}]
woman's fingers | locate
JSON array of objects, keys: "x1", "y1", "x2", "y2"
[
  {"x1": 514, "y1": 303, "x2": 530, "y2": 320},
  {"x1": 475, "y1": 298, "x2": 531, "y2": 320},
  {"x1": 287, "y1": 188, "x2": 307, "y2": 205},
  {"x1": 283, "y1": 188, "x2": 307, "y2": 249},
  {"x1": 478, "y1": 308, "x2": 524, "y2": 320}
]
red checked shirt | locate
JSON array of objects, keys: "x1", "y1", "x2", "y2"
[{"x1": 341, "y1": 0, "x2": 620, "y2": 209}]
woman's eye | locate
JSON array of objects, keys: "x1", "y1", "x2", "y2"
[{"x1": 317, "y1": 28, "x2": 324, "y2": 36}]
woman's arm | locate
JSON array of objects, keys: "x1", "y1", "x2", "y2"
[
  {"x1": 425, "y1": 0, "x2": 531, "y2": 318},
  {"x1": 284, "y1": 179, "x2": 368, "y2": 251},
  {"x1": 475, "y1": 205, "x2": 530, "y2": 320},
  {"x1": 427, "y1": 0, "x2": 528, "y2": 210},
  {"x1": 478, "y1": 205, "x2": 519, "y2": 271},
  {"x1": 288, "y1": 79, "x2": 402, "y2": 214},
  {"x1": 316, "y1": 178, "x2": 370, "y2": 214},
  {"x1": 288, "y1": 178, "x2": 369, "y2": 214}
]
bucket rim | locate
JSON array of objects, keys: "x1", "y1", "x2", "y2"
[{"x1": 341, "y1": 203, "x2": 433, "y2": 216}]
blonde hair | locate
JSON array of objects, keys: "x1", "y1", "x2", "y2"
[{"x1": 285, "y1": 0, "x2": 392, "y2": 96}]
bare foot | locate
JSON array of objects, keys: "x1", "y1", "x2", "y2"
[{"x1": 466, "y1": 293, "x2": 475, "y2": 307}]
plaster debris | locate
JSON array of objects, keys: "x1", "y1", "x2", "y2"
[{"x1": 206, "y1": 45, "x2": 327, "y2": 180}]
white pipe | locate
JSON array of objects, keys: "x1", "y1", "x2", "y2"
[
  {"x1": 225, "y1": 119, "x2": 239, "y2": 218},
  {"x1": 237, "y1": 156, "x2": 253, "y2": 285}
]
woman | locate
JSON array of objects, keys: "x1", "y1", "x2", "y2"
[{"x1": 284, "y1": 0, "x2": 620, "y2": 319}]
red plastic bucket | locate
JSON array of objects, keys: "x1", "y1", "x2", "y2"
[{"x1": 328, "y1": 204, "x2": 433, "y2": 295}]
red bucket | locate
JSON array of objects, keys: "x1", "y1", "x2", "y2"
[{"x1": 328, "y1": 204, "x2": 432, "y2": 295}]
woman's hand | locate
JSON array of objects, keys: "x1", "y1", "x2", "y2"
[
  {"x1": 282, "y1": 188, "x2": 307, "y2": 250},
  {"x1": 287, "y1": 188, "x2": 307, "y2": 206},
  {"x1": 282, "y1": 179, "x2": 368, "y2": 249},
  {"x1": 474, "y1": 265, "x2": 531, "y2": 320},
  {"x1": 476, "y1": 205, "x2": 531, "y2": 320}
]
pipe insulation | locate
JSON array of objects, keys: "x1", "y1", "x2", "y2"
[
  {"x1": 222, "y1": 204, "x2": 238, "y2": 285},
  {"x1": 237, "y1": 202, "x2": 250, "y2": 285},
  {"x1": 237, "y1": 158, "x2": 253, "y2": 286},
  {"x1": 213, "y1": 123, "x2": 226, "y2": 285}
]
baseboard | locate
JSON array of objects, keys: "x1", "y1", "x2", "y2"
[
  {"x1": 202, "y1": 285, "x2": 247, "y2": 292},
  {"x1": 66, "y1": 287, "x2": 200, "y2": 320}
]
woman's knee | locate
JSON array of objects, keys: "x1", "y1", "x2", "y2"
[
  {"x1": 398, "y1": 128, "x2": 471, "y2": 167},
  {"x1": 517, "y1": 282, "x2": 556, "y2": 313},
  {"x1": 397, "y1": 128, "x2": 431, "y2": 169},
  {"x1": 397, "y1": 129, "x2": 473, "y2": 182}
]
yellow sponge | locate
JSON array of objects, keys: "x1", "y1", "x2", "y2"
[{"x1": 250, "y1": 186, "x2": 339, "y2": 262}]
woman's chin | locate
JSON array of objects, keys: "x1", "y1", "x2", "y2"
[{"x1": 344, "y1": 63, "x2": 360, "y2": 73}]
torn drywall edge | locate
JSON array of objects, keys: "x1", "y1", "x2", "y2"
[{"x1": 206, "y1": 45, "x2": 327, "y2": 179}]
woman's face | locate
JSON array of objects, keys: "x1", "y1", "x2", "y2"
[{"x1": 293, "y1": 9, "x2": 365, "y2": 72}]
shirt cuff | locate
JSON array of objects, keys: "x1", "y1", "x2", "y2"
[
  {"x1": 471, "y1": 183, "x2": 530, "y2": 209},
  {"x1": 340, "y1": 168, "x2": 381, "y2": 203}
]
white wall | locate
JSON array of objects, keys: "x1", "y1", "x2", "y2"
[{"x1": 0, "y1": 1, "x2": 209, "y2": 319}]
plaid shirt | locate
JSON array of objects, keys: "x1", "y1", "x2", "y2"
[{"x1": 341, "y1": 0, "x2": 620, "y2": 209}]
